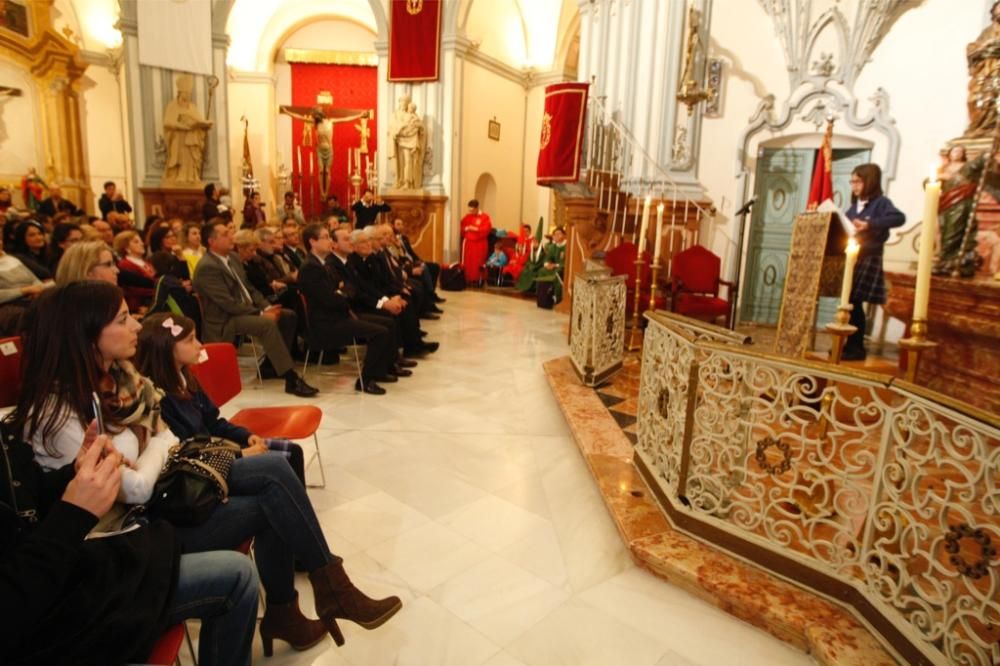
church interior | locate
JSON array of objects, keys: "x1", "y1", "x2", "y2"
[{"x1": 1, "y1": 1, "x2": 999, "y2": 665}]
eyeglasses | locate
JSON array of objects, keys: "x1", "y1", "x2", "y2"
[{"x1": 849, "y1": 178, "x2": 863, "y2": 184}]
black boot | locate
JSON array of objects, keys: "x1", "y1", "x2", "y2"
[{"x1": 285, "y1": 371, "x2": 319, "y2": 397}]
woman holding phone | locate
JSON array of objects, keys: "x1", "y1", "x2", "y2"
[{"x1": 9, "y1": 282, "x2": 402, "y2": 656}]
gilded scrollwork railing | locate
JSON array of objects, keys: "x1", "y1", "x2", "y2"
[{"x1": 634, "y1": 312, "x2": 1000, "y2": 666}]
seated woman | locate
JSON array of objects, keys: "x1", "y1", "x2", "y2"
[
  {"x1": 0, "y1": 422, "x2": 259, "y2": 666},
  {"x1": 11, "y1": 282, "x2": 401, "y2": 655},
  {"x1": 54, "y1": 239, "x2": 120, "y2": 285},
  {"x1": 0, "y1": 231, "x2": 51, "y2": 335},
  {"x1": 181, "y1": 221, "x2": 205, "y2": 275},
  {"x1": 46, "y1": 221, "x2": 83, "y2": 273},
  {"x1": 148, "y1": 224, "x2": 191, "y2": 280},
  {"x1": 9, "y1": 220, "x2": 52, "y2": 281},
  {"x1": 135, "y1": 312, "x2": 302, "y2": 483},
  {"x1": 148, "y1": 251, "x2": 203, "y2": 336},
  {"x1": 114, "y1": 230, "x2": 155, "y2": 312}
]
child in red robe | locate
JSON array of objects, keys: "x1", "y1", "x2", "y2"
[{"x1": 460, "y1": 199, "x2": 492, "y2": 283}]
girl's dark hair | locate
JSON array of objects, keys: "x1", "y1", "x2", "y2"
[
  {"x1": 9, "y1": 281, "x2": 125, "y2": 453},
  {"x1": 148, "y1": 225, "x2": 175, "y2": 254},
  {"x1": 851, "y1": 163, "x2": 884, "y2": 202},
  {"x1": 48, "y1": 222, "x2": 81, "y2": 268},
  {"x1": 136, "y1": 312, "x2": 199, "y2": 399},
  {"x1": 10, "y1": 220, "x2": 47, "y2": 256}
]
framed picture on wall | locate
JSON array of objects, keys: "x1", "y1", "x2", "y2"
[
  {"x1": 488, "y1": 118, "x2": 500, "y2": 141},
  {"x1": 0, "y1": 1, "x2": 30, "y2": 38}
]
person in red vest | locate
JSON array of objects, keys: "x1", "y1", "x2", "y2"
[{"x1": 460, "y1": 199, "x2": 492, "y2": 283}]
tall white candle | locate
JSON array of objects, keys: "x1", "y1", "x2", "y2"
[
  {"x1": 638, "y1": 195, "x2": 652, "y2": 252},
  {"x1": 632, "y1": 195, "x2": 640, "y2": 244},
  {"x1": 840, "y1": 239, "x2": 860, "y2": 308},
  {"x1": 654, "y1": 203, "x2": 665, "y2": 262},
  {"x1": 913, "y1": 170, "x2": 941, "y2": 321}
]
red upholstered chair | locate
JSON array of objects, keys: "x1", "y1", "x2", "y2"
[
  {"x1": 192, "y1": 342, "x2": 326, "y2": 488},
  {"x1": 145, "y1": 624, "x2": 186, "y2": 666},
  {"x1": 603, "y1": 242, "x2": 667, "y2": 316},
  {"x1": 0, "y1": 336, "x2": 23, "y2": 409},
  {"x1": 670, "y1": 244, "x2": 733, "y2": 328}
]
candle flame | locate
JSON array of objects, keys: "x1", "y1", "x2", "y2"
[
  {"x1": 645, "y1": 195, "x2": 651, "y2": 203},
  {"x1": 929, "y1": 165, "x2": 938, "y2": 184},
  {"x1": 846, "y1": 238, "x2": 860, "y2": 254},
  {"x1": 657, "y1": 203, "x2": 665, "y2": 212}
]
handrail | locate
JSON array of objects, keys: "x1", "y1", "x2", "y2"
[
  {"x1": 635, "y1": 313, "x2": 1000, "y2": 666},
  {"x1": 585, "y1": 95, "x2": 713, "y2": 220}
]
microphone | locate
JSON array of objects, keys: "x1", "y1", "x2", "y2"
[{"x1": 735, "y1": 197, "x2": 757, "y2": 216}]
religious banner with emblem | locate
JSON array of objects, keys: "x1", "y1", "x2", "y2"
[
  {"x1": 388, "y1": 0, "x2": 442, "y2": 82},
  {"x1": 774, "y1": 211, "x2": 834, "y2": 358},
  {"x1": 537, "y1": 82, "x2": 589, "y2": 185}
]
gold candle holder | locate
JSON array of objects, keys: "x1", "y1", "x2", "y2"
[
  {"x1": 627, "y1": 257, "x2": 645, "y2": 351},
  {"x1": 824, "y1": 304, "x2": 858, "y2": 365},
  {"x1": 898, "y1": 319, "x2": 939, "y2": 383},
  {"x1": 648, "y1": 263, "x2": 661, "y2": 314}
]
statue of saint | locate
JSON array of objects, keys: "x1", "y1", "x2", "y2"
[
  {"x1": 933, "y1": 150, "x2": 987, "y2": 277},
  {"x1": 389, "y1": 96, "x2": 426, "y2": 190},
  {"x1": 162, "y1": 74, "x2": 213, "y2": 185},
  {"x1": 965, "y1": 2, "x2": 1000, "y2": 138}
]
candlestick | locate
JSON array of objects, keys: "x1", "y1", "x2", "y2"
[
  {"x1": 898, "y1": 319, "x2": 939, "y2": 383},
  {"x1": 653, "y1": 203, "x2": 665, "y2": 263},
  {"x1": 611, "y1": 191, "x2": 620, "y2": 240},
  {"x1": 627, "y1": 257, "x2": 646, "y2": 351},
  {"x1": 824, "y1": 304, "x2": 858, "y2": 364},
  {"x1": 638, "y1": 196, "x2": 652, "y2": 252},
  {"x1": 840, "y1": 238, "x2": 860, "y2": 308},
  {"x1": 913, "y1": 169, "x2": 941, "y2": 320},
  {"x1": 598, "y1": 180, "x2": 604, "y2": 210},
  {"x1": 648, "y1": 263, "x2": 661, "y2": 314},
  {"x1": 347, "y1": 149, "x2": 352, "y2": 177},
  {"x1": 631, "y1": 196, "x2": 640, "y2": 244}
]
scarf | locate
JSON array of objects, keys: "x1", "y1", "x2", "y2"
[{"x1": 98, "y1": 360, "x2": 164, "y2": 453}]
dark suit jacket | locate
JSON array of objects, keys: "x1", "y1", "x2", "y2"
[
  {"x1": 192, "y1": 251, "x2": 270, "y2": 342},
  {"x1": 298, "y1": 254, "x2": 354, "y2": 346},
  {"x1": 38, "y1": 197, "x2": 80, "y2": 219},
  {"x1": 281, "y1": 246, "x2": 305, "y2": 270},
  {"x1": 333, "y1": 254, "x2": 383, "y2": 311}
]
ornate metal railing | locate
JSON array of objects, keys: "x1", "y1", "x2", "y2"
[{"x1": 635, "y1": 311, "x2": 1000, "y2": 666}]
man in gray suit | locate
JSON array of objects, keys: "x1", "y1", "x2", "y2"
[{"x1": 194, "y1": 221, "x2": 318, "y2": 397}]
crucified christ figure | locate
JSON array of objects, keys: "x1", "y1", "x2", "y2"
[{"x1": 279, "y1": 103, "x2": 370, "y2": 198}]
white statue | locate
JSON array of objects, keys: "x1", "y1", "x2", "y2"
[
  {"x1": 389, "y1": 96, "x2": 426, "y2": 190},
  {"x1": 162, "y1": 74, "x2": 213, "y2": 185}
]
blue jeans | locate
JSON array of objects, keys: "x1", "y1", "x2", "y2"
[
  {"x1": 166, "y1": 551, "x2": 259, "y2": 666},
  {"x1": 174, "y1": 454, "x2": 334, "y2": 605}
]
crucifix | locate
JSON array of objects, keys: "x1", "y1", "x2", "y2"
[
  {"x1": 279, "y1": 97, "x2": 369, "y2": 209},
  {"x1": 0, "y1": 85, "x2": 22, "y2": 97}
]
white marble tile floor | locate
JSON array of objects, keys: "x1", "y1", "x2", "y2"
[{"x1": 183, "y1": 291, "x2": 814, "y2": 666}]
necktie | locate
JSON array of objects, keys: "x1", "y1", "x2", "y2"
[{"x1": 223, "y1": 256, "x2": 254, "y2": 305}]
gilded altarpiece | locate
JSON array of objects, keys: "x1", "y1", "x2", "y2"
[{"x1": 0, "y1": 0, "x2": 89, "y2": 209}]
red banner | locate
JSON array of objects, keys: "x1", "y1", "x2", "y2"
[
  {"x1": 807, "y1": 121, "x2": 834, "y2": 209},
  {"x1": 388, "y1": 0, "x2": 441, "y2": 82},
  {"x1": 536, "y1": 83, "x2": 589, "y2": 186}
]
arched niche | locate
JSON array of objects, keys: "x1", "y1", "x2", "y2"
[{"x1": 473, "y1": 172, "x2": 498, "y2": 220}]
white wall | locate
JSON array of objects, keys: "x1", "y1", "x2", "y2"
[
  {"x1": 78, "y1": 64, "x2": 129, "y2": 213},
  {"x1": 0, "y1": 62, "x2": 45, "y2": 189},
  {"x1": 699, "y1": 0, "x2": 984, "y2": 278},
  {"x1": 460, "y1": 61, "x2": 527, "y2": 233}
]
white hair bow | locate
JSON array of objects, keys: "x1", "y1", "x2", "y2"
[{"x1": 162, "y1": 317, "x2": 182, "y2": 337}]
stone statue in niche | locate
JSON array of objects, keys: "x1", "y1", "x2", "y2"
[
  {"x1": 162, "y1": 74, "x2": 213, "y2": 186},
  {"x1": 389, "y1": 96, "x2": 426, "y2": 190},
  {"x1": 965, "y1": 2, "x2": 1000, "y2": 138}
]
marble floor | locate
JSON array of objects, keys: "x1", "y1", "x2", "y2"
[{"x1": 201, "y1": 290, "x2": 814, "y2": 666}]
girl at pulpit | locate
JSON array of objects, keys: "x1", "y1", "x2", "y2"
[{"x1": 843, "y1": 163, "x2": 905, "y2": 361}]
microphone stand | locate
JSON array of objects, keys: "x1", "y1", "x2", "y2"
[{"x1": 729, "y1": 198, "x2": 755, "y2": 330}]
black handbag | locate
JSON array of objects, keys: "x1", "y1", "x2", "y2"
[{"x1": 147, "y1": 436, "x2": 241, "y2": 526}]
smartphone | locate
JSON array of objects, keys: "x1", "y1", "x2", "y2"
[{"x1": 91, "y1": 391, "x2": 105, "y2": 435}]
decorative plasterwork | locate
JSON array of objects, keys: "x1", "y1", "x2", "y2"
[
  {"x1": 736, "y1": 82, "x2": 900, "y2": 182},
  {"x1": 756, "y1": 0, "x2": 915, "y2": 90}
]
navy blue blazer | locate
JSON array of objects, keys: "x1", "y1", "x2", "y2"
[{"x1": 845, "y1": 196, "x2": 905, "y2": 256}]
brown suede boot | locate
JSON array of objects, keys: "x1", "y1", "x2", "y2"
[
  {"x1": 259, "y1": 591, "x2": 328, "y2": 657},
  {"x1": 308, "y1": 559, "x2": 403, "y2": 646}
]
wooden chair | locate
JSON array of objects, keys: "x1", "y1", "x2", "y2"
[
  {"x1": 0, "y1": 336, "x2": 23, "y2": 409},
  {"x1": 670, "y1": 244, "x2": 734, "y2": 328},
  {"x1": 191, "y1": 342, "x2": 325, "y2": 488}
]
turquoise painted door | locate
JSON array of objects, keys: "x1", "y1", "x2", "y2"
[{"x1": 741, "y1": 147, "x2": 871, "y2": 326}]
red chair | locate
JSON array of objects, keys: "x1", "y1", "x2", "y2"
[
  {"x1": 146, "y1": 624, "x2": 186, "y2": 666},
  {"x1": 0, "y1": 336, "x2": 23, "y2": 409},
  {"x1": 192, "y1": 342, "x2": 326, "y2": 488},
  {"x1": 604, "y1": 242, "x2": 667, "y2": 316},
  {"x1": 670, "y1": 244, "x2": 734, "y2": 328}
]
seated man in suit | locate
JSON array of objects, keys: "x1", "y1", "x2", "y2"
[
  {"x1": 372, "y1": 223, "x2": 438, "y2": 320},
  {"x1": 392, "y1": 217, "x2": 444, "y2": 308},
  {"x1": 349, "y1": 228, "x2": 438, "y2": 359},
  {"x1": 193, "y1": 221, "x2": 317, "y2": 397},
  {"x1": 298, "y1": 224, "x2": 400, "y2": 396}
]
